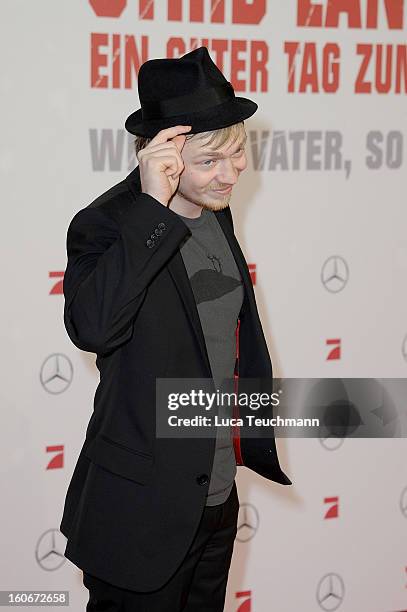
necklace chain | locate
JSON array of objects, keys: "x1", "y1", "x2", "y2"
[{"x1": 187, "y1": 222, "x2": 223, "y2": 273}]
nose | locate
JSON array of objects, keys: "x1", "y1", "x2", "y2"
[{"x1": 217, "y1": 158, "x2": 239, "y2": 186}]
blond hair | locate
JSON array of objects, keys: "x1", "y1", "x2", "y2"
[{"x1": 134, "y1": 121, "x2": 245, "y2": 156}]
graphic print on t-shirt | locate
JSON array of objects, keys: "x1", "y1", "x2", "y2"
[{"x1": 189, "y1": 265, "x2": 242, "y2": 304}]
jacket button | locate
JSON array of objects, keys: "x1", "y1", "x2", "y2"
[
  {"x1": 158, "y1": 222, "x2": 166, "y2": 231},
  {"x1": 196, "y1": 474, "x2": 209, "y2": 486},
  {"x1": 155, "y1": 228, "x2": 162, "y2": 236},
  {"x1": 150, "y1": 234, "x2": 157, "y2": 241},
  {"x1": 146, "y1": 239, "x2": 155, "y2": 248}
]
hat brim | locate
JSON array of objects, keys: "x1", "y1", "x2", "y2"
[{"x1": 124, "y1": 97, "x2": 258, "y2": 137}]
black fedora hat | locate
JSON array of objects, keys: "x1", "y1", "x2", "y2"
[{"x1": 124, "y1": 46, "x2": 258, "y2": 137}]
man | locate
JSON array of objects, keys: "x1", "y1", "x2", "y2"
[{"x1": 60, "y1": 47, "x2": 291, "y2": 611}]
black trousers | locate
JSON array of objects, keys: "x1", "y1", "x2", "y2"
[{"x1": 83, "y1": 480, "x2": 239, "y2": 611}]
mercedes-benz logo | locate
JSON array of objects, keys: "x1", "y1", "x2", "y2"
[
  {"x1": 316, "y1": 573, "x2": 345, "y2": 610},
  {"x1": 400, "y1": 486, "x2": 407, "y2": 518},
  {"x1": 35, "y1": 529, "x2": 67, "y2": 571},
  {"x1": 236, "y1": 502, "x2": 259, "y2": 542},
  {"x1": 402, "y1": 335, "x2": 407, "y2": 363},
  {"x1": 40, "y1": 354, "x2": 73, "y2": 394},
  {"x1": 321, "y1": 256, "x2": 349, "y2": 293},
  {"x1": 319, "y1": 435, "x2": 345, "y2": 451}
]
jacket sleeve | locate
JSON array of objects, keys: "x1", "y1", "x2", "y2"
[{"x1": 63, "y1": 192, "x2": 191, "y2": 356}]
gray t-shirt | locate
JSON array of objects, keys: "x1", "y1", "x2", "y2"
[{"x1": 177, "y1": 207, "x2": 244, "y2": 505}]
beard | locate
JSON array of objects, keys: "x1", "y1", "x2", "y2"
[{"x1": 176, "y1": 187, "x2": 231, "y2": 211}]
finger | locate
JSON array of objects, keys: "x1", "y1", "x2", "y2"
[
  {"x1": 140, "y1": 137, "x2": 186, "y2": 163},
  {"x1": 142, "y1": 145, "x2": 184, "y2": 172},
  {"x1": 148, "y1": 125, "x2": 192, "y2": 146},
  {"x1": 139, "y1": 141, "x2": 184, "y2": 155},
  {"x1": 145, "y1": 154, "x2": 182, "y2": 176},
  {"x1": 170, "y1": 134, "x2": 188, "y2": 153}
]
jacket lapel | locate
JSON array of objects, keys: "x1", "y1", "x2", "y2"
[
  {"x1": 213, "y1": 209, "x2": 253, "y2": 312},
  {"x1": 166, "y1": 252, "x2": 213, "y2": 377}
]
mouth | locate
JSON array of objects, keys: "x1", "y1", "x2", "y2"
[{"x1": 212, "y1": 186, "x2": 233, "y2": 194}]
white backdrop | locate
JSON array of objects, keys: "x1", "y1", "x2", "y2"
[{"x1": 2, "y1": 1, "x2": 407, "y2": 610}]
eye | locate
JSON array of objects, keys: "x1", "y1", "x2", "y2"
[{"x1": 201, "y1": 147, "x2": 244, "y2": 166}]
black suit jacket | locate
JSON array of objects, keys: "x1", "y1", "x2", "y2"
[{"x1": 60, "y1": 165, "x2": 291, "y2": 591}]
